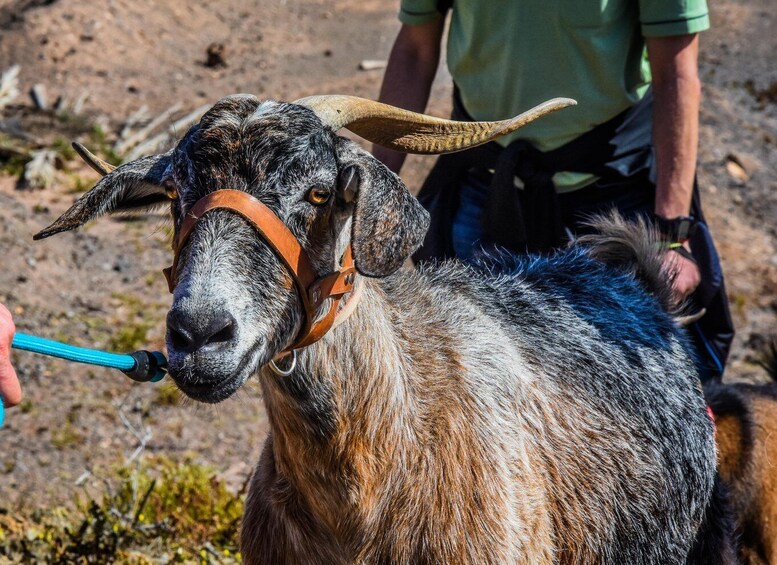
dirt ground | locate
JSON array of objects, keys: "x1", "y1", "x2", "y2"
[{"x1": 0, "y1": 0, "x2": 775, "y2": 515}]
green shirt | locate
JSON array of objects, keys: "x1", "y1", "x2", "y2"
[{"x1": 399, "y1": 0, "x2": 709, "y2": 189}]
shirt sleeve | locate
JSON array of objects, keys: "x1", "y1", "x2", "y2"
[
  {"x1": 639, "y1": 0, "x2": 710, "y2": 37},
  {"x1": 399, "y1": 0, "x2": 444, "y2": 25}
]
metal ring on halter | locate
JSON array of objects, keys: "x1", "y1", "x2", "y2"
[{"x1": 269, "y1": 350, "x2": 298, "y2": 377}]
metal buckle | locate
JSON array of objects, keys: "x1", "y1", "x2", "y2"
[{"x1": 269, "y1": 350, "x2": 297, "y2": 377}]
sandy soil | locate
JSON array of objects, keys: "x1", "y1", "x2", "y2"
[{"x1": 0, "y1": 0, "x2": 775, "y2": 511}]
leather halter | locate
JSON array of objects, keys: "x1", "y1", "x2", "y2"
[{"x1": 163, "y1": 189, "x2": 356, "y2": 354}]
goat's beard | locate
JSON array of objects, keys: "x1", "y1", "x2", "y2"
[{"x1": 167, "y1": 338, "x2": 266, "y2": 403}]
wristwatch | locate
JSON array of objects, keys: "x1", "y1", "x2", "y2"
[{"x1": 654, "y1": 215, "x2": 698, "y2": 243}]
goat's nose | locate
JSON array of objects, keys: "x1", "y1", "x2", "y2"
[{"x1": 167, "y1": 309, "x2": 237, "y2": 354}]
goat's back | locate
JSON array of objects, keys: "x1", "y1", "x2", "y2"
[{"x1": 404, "y1": 241, "x2": 716, "y2": 562}]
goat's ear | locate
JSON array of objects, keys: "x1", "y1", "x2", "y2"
[
  {"x1": 34, "y1": 152, "x2": 173, "y2": 240},
  {"x1": 338, "y1": 144, "x2": 430, "y2": 277}
]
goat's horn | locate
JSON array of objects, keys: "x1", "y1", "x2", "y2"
[
  {"x1": 293, "y1": 95, "x2": 576, "y2": 154},
  {"x1": 72, "y1": 142, "x2": 116, "y2": 176}
]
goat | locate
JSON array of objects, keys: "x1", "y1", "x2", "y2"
[
  {"x1": 706, "y1": 342, "x2": 777, "y2": 564},
  {"x1": 35, "y1": 94, "x2": 724, "y2": 563}
]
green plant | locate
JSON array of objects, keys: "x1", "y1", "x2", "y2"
[
  {"x1": 729, "y1": 291, "x2": 748, "y2": 319},
  {"x1": 110, "y1": 322, "x2": 152, "y2": 353},
  {"x1": 87, "y1": 125, "x2": 123, "y2": 166},
  {"x1": 51, "y1": 137, "x2": 76, "y2": 161},
  {"x1": 0, "y1": 457, "x2": 244, "y2": 563},
  {"x1": 55, "y1": 110, "x2": 92, "y2": 131},
  {"x1": 0, "y1": 153, "x2": 29, "y2": 177},
  {"x1": 0, "y1": 133, "x2": 31, "y2": 177},
  {"x1": 153, "y1": 385, "x2": 181, "y2": 407},
  {"x1": 51, "y1": 423, "x2": 83, "y2": 450},
  {"x1": 65, "y1": 172, "x2": 91, "y2": 194},
  {"x1": 19, "y1": 398, "x2": 33, "y2": 414}
]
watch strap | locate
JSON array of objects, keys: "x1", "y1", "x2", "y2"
[{"x1": 654, "y1": 215, "x2": 697, "y2": 243}]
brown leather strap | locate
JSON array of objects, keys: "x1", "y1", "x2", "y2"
[
  {"x1": 169, "y1": 191, "x2": 318, "y2": 311},
  {"x1": 308, "y1": 247, "x2": 355, "y2": 309},
  {"x1": 164, "y1": 189, "x2": 355, "y2": 353},
  {"x1": 295, "y1": 246, "x2": 355, "y2": 350}
]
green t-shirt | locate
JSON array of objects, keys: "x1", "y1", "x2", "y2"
[{"x1": 399, "y1": 0, "x2": 709, "y2": 189}]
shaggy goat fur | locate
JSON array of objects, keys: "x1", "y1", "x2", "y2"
[
  {"x1": 36, "y1": 95, "x2": 723, "y2": 564},
  {"x1": 242, "y1": 221, "x2": 720, "y2": 564}
]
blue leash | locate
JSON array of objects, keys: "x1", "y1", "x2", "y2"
[{"x1": 1, "y1": 332, "x2": 167, "y2": 427}]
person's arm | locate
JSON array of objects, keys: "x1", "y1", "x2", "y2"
[
  {"x1": 646, "y1": 34, "x2": 702, "y2": 300},
  {"x1": 0, "y1": 304, "x2": 22, "y2": 408},
  {"x1": 373, "y1": 18, "x2": 446, "y2": 174}
]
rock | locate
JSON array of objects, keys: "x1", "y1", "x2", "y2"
[
  {"x1": 745, "y1": 331, "x2": 770, "y2": 352},
  {"x1": 725, "y1": 152, "x2": 760, "y2": 185},
  {"x1": 205, "y1": 42, "x2": 227, "y2": 68},
  {"x1": 80, "y1": 239, "x2": 97, "y2": 256},
  {"x1": 113, "y1": 255, "x2": 132, "y2": 273},
  {"x1": 74, "y1": 297, "x2": 103, "y2": 312},
  {"x1": 725, "y1": 158, "x2": 748, "y2": 184},
  {"x1": 0, "y1": 117, "x2": 28, "y2": 140},
  {"x1": 730, "y1": 152, "x2": 760, "y2": 174},
  {"x1": 0, "y1": 65, "x2": 20, "y2": 110},
  {"x1": 19, "y1": 149, "x2": 57, "y2": 190},
  {"x1": 29, "y1": 83, "x2": 47, "y2": 110},
  {"x1": 359, "y1": 59, "x2": 387, "y2": 71},
  {"x1": 53, "y1": 94, "x2": 67, "y2": 111}
]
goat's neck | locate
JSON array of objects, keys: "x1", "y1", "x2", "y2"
[{"x1": 259, "y1": 276, "x2": 417, "y2": 532}]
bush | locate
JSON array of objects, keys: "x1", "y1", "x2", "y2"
[{"x1": 0, "y1": 457, "x2": 244, "y2": 563}]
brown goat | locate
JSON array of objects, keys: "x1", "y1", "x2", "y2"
[{"x1": 708, "y1": 344, "x2": 777, "y2": 563}]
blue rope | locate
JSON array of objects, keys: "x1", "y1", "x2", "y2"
[
  {"x1": 12, "y1": 333, "x2": 137, "y2": 371},
  {"x1": 2, "y1": 333, "x2": 167, "y2": 428}
]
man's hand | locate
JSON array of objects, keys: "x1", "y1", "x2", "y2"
[
  {"x1": 0, "y1": 304, "x2": 22, "y2": 408},
  {"x1": 647, "y1": 35, "x2": 703, "y2": 304},
  {"x1": 662, "y1": 244, "x2": 701, "y2": 302}
]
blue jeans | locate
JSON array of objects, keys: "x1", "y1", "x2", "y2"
[{"x1": 452, "y1": 173, "x2": 492, "y2": 261}]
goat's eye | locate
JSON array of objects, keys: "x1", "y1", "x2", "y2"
[{"x1": 306, "y1": 187, "x2": 332, "y2": 206}]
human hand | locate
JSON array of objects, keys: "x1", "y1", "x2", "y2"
[
  {"x1": 0, "y1": 304, "x2": 22, "y2": 409},
  {"x1": 662, "y1": 243, "x2": 701, "y2": 303}
]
